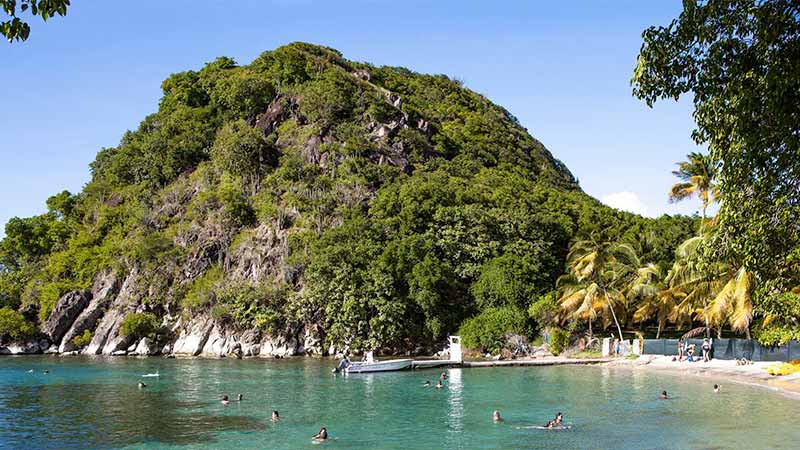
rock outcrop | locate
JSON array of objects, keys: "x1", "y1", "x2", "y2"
[
  {"x1": 85, "y1": 269, "x2": 139, "y2": 355},
  {"x1": 42, "y1": 290, "x2": 91, "y2": 344},
  {"x1": 59, "y1": 271, "x2": 120, "y2": 353}
]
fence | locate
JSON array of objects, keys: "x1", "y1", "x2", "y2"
[{"x1": 642, "y1": 338, "x2": 800, "y2": 362}]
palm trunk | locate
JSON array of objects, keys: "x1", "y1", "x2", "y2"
[
  {"x1": 608, "y1": 303, "x2": 624, "y2": 341},
  {"x1": 588, "y1": 319, "x2": 593, "y2": 340},
  {"x1": 703, "y1": 299, "x2": 711, "y2": 339},
  {"x1": 745, "y1": 326, "x2": 751, "y2": 340},
  {"x1": 656, "y1": 319, "x2": 662, "y2": 339}
]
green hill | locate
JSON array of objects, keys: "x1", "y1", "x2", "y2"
[{"x1": 0, "y1": 43, "x2": 695, "y2": 356}]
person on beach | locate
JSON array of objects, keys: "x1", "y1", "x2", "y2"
[
  {"x1": 702, "y1": 339, "x2": 712, "y2": 362},
  {"x1": 686, "y1": 344, "x2": 696, "y2": 362},
  {"x1": 678, "y1": 338, "x2": 685, "y2": 361},
  {"x1": 713, "y1": 384, "x2": 720, "y2": 394},
  {"x1": 271, "y1": 410, "x2": 280, "y2": 421},
  {"x1": 493, "y1": 410, "x2": 502, "y2": 422},
  {"x1": 612, "y1": 338, "x2": 620, "y2": 356},
  {"x1": 313, "y1": 427, "x2": 328, "y2": 441},
  {"x1": 660, "y1": 390, "x2": 669, "y2": 400},
  {"x1": 221, "y1": 395, "x2": 230, "y2": 405}
]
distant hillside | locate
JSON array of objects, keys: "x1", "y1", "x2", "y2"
[{"x1": 0, "y1": 43, "x2": 695, "y2": 356}]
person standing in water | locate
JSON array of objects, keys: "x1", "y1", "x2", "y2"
[
  {"x1": 660, "y1": 390, "x2": 669, "y2": 400},
  {"x1": 271, "y1": 411, "x2": 280, "y2": 422},
  {"x1": 313, "y1": 427, "x2": 328, "y2": 441},
  {"x1": 713, "y1": 384, "x2": 720, "y2": 394},
  {"x1": 492, "y1": 410, "x2": 502, "y2": 422},
  {"x1": 221, "y1": 395, "x2": 230, "y2": 405},
  {"x1": 237, "y1": 394, "x2": 243, "y2": 402},
  {"x1": 678, "y1": 338, "x2": 685, "y2": 361}
]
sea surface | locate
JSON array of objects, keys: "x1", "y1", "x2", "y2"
[{"x1": 0, "y1": 356, "x2": 798, "y2": 449}]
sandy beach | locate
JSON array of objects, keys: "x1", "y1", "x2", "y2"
[{"x1": 607, "y1": 355, "x2": 800, "y2": 400}]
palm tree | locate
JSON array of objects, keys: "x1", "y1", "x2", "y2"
[
  {"x1": 668, "y1": 152, "x2": 718, "y2": 235},
  {"x1": 629, "y1": 263, "x2": 687, "y2": 338},
  {"x1": 668, "y1": 235, "x2": 754, "y2": 338},
  {"x1": 558, "y1": 239, "x2": 639, "y2": 341}
]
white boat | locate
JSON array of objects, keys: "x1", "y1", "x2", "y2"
[{"x1": 343, "y1": 352, "x2": 413, "y2": 373}]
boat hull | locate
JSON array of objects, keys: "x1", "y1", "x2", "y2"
[{"x1": 344, "y1": 359, "x2": 413, "y2": 373}]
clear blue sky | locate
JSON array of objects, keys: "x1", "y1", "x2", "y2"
[{"x1": 0, "y1": 0, "x2": 706, "y2": 234}]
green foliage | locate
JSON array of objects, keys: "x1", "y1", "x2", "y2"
[
  {"x1": 632, "y1": 0, "x2": 800, "y2": 285},
  {"x1": 119, "y1": 312, "x2": 159, "y2": 340},
  {"x1": 0, "y1": 306, "x2": 36, "y2": 342},
  {"x1": 1, "y1": 0, "x2": 69, "y2": 42},
  {"x1": 181, "y1": 266, "x2": 222, "y2": 310},
  {"x1": 211, "y1": 120, "x2": 274, "y2": 188},
  {"x1": 528, "y1": 292, "x2": 559, "y2": 328},
  {"x1": 210, "y1": 68, "x2": 276, "y2": 120},
  {"x1": 472, "y1": 254, "x2": 542, "y2": 310},
  {"x1": 299, "y1": 69, "x2": 358, "y2": 127},
  {"x1": 457, "y1": 307, "x2": 530, "y2": 353},
  {"x1": 70, "y1": 329, "x2": 92, "y2": 347},
  {"x1": 549, "y1": 327, "x2": 570, "y2": 355}
]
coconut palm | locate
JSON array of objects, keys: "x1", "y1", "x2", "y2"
[
  {"x1": 629, "y1": 263, "x2": 687, "y2": 338},
  {"x1": 668, "y1": 152, "x2": 718, "y2": 235},
  {"x1": 708, "y1": 266, "x2": 754, "y2": 338},
  {"x1": 668, "y1": 235, "x2": 754, "y2": 338},
  {"x1": 558, "y1": 239, "x2": 639, "y2": 340}
]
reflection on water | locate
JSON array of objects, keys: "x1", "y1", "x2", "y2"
[{"x1": 1, "y1": 357, "x2": 800, "y2": 450}]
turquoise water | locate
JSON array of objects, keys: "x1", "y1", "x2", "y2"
[{"x1": 1, "y1": 357, "x2": 799, "y2": 449}]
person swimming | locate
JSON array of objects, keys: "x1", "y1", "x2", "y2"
[
  {"x1": 660, "y1": 390, "x2": 669, "y2": 400},
  {"x1": 439, "y1": 372, "x2": 447, "y2": 381},
  {"x1": 435, "y1": 381, "x2": 444, "y2": 389},
  {"x1": 271, "y1": 410, "x2": 280, "y2": 422},
  {"x1": 713, "y1": 384, "x2": 720, "y2": 394},
  {"x1": 221, "y1": 395, "x2": 230, "y2": 405},
  {"x1": 313, "y1": 427, "x2": 328, "y2": 441},
  {"x1": 493, "y1": 410, "x2": 502, "y2": 422},
  {"x1": 544, "y1": 412, "x2": 563, "y2": 428},
  {"x1": 237, "y1": 393, "x2": 243, "y2": 402},
  {"x1": 138, "y1": 382, "x2": 147, "y2": 388},
  {"x1": 423, "y1": 381, "x2": 431, "y2": 387},
  {"x1": 43, "y1": 369, "x2": 49, "y2": 374}
]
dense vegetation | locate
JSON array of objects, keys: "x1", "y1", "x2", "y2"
[
  {"x1": 0, "y1": 43, "x2": 701, "y2": 353},
  {"x1": 632, "y1": 0, "x2": 800, "y2": 347}
]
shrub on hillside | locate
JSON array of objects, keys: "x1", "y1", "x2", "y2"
[
  {"x1": 457, "y1": 307, "x2": 530, "y2": 353},
  {"x1": 119, "y1": 312, "x2": 159, "y2": 340},
  {"x1": 70, "y1": 329, "x2": 93, "y2": 348}
]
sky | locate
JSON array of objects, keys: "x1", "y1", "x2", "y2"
[{"x1": 0, "y1": 0, "x2": 708, "y2": 234}]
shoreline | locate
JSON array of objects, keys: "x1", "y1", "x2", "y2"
[
  {"x1": 604, "y1": 355, "x2": 800, "y2": 401},
  {"x1": 7, "y1": 352, "x2": 800, "y2": 401}
]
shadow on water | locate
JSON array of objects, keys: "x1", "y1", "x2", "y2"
[{"x1": 0, "y1": 383, "x2": 265, "y2": 448}]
